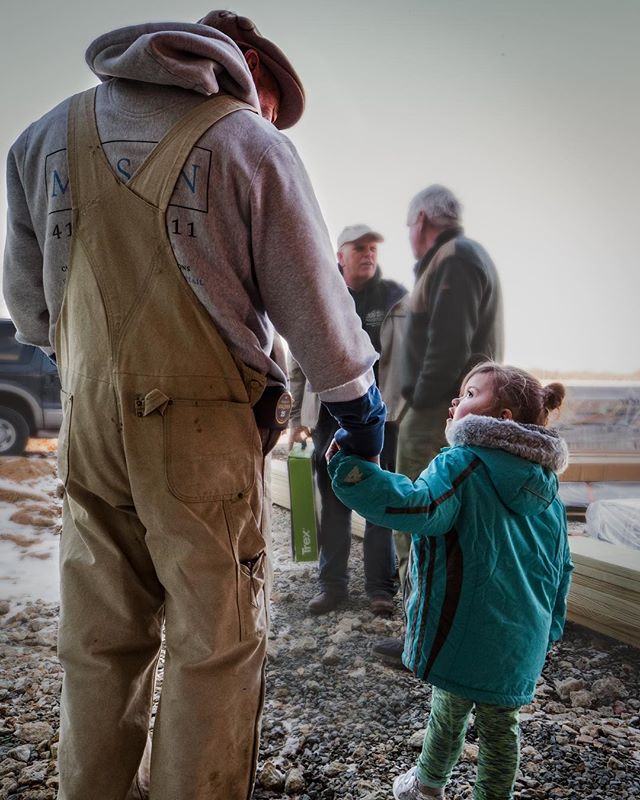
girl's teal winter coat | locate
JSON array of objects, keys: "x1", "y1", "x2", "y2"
[{"x1": 329, "y1": 414, "x2": 573, "y2": 707}]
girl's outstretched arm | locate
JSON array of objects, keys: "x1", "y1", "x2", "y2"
[{"x1": 328, "y1": 448, "x2": 478, "y2": 537}]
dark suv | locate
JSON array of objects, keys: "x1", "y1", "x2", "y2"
[{"x1": 0, "y1": 318, "x2": 62, "y2": 455}]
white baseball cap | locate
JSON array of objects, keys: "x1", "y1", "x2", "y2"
[{"x1": 336, "y1": 224, "x2": 384, "y2": 249}]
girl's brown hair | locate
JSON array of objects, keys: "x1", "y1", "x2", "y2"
[{"x1": 461, "y1": 362, "x2": 565, "y2": 426}]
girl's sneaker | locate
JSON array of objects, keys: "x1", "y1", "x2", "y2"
[{"x1": 393, "y1": 767, "x2": 445, "y2": 799}]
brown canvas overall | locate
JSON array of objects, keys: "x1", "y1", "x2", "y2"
[{"x1": 56, "y1": 88, "x2": 269, "y2": 800}]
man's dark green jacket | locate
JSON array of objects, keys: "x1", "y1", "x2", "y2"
[{"x1": 403, "y1": 228, "x2": 504, "y2": 409}]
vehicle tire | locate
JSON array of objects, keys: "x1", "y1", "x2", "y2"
[{"x1": 0, "y1": 406, "x2": 30, "y2": 456}]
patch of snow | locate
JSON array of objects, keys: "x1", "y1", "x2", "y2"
[{"x1": 0, "y1": 455, "x2": 61, "y2": 609}]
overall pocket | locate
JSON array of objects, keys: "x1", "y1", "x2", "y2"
[
  {"x1": 238, "y1": 550, "x2": 267, "y2": 641},
  {"x1": 224, "y1": 494, "x2": 268, "y2": 641},
  {"x1": 57, "y1": 390, "x2": 73, "y2": 486},
  {"x1": 163, "y1": 398, "x2": 259, "y2": 502}
]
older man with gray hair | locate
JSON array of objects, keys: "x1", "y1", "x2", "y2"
[{"x1": 373, "y1": 184, "x2": 504, "y2": 667}]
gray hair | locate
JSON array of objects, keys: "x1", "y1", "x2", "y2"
[{"x1": 407, "y1": 184, "x2": 463, "y2": 228}]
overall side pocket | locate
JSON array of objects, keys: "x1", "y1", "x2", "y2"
[
  {"x1": 224, "y1": 495, "x2": 268, "y2": 642},
  {"x1": 238, "y1": 550, "x2": 267, "y2": 641},
  {"x1": 57, "y1": 390, "x2": 73, "y2": 487}
]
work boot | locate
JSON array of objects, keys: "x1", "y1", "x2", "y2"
[
  {"x1": 369, "y1": 594, "x2": 395, "y2": 617},
  {"x1": 371, "y1": 636, "x2": 406, "y2": 669},
  {"x1": 307, "y1": 591, "x2": 347, "y2": 615},
  {"x1": 393, "y1": 766, "x2": 445, "y2": 799}
]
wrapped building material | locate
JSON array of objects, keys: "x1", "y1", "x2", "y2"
[
  {"x1": 553, "y1": 382, "x2": 640, "y2": 454},
  {"x1": 586, "y1": 498, "x2": 640, "y2": 551},
  {"x1": 559, "y1": 481, "x2": 640, "y2": 508}
]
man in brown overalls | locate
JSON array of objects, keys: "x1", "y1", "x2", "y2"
[{"x1": 3, "y1": 11, "x2": 386, "y2": 799}]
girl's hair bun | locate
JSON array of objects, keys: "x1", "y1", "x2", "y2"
[{"x1": 543, "y1": 382, "x2": 565, "y2": 411}]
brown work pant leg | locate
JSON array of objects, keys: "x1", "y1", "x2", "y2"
[
  {"x1": 57, "y1": 488, "x2": 164, "y2": 800},
  {"x1": 58, "y1": 487, "x2": 268, "y2": 800},
  {"x1": 144, "y1": 497, "x2": 268, "y2": 800}
]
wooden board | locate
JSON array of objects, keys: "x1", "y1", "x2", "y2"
[
  {"x1": 570, "y1": 560, "x2": 639, "y2": 593},
  {"x1": 569, "y1": 535, "x2": 640, "y2": 576},
  {"x1": 567, "y1": 611, "x2": 640, "y2": 649},
  {"x1": 271, "y1": 458, "x2": 291, "y2": 509},
  {"x1": 561, "y1": 454, "x2": 640, "y2": 482},
  {"x1": 569, "y1": 581, "x2": 640, "y2": 626}
]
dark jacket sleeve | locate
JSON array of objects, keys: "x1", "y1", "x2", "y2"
[
  {"x1": 411, "y1": 257, "x2": 486, "y2": 409},
  {"x1": 324, "y1": 384, "x2": 386, "y2": 458}
]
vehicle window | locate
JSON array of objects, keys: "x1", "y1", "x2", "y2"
[{"x1": 0, "y1": 329, "x2": 32, "y2": 364}]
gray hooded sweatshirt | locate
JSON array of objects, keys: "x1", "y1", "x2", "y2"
[{"x1": 3, "y1": 22, "x2": 376, "y2": 402}]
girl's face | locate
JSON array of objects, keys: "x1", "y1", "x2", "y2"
[{"x1": 447, "y1": 371, "x2": 504, "y2": 425}]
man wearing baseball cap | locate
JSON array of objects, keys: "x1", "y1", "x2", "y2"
[
  {"x1": 4, "y1": 10, "x2": 385, "y2": 799},
  {"x1": 290, "y1": 226, "x2": 408, "y2": 616}
]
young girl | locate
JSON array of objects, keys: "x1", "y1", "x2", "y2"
[{"x1": 328, "y1": 362, "x2": 573, "y2": 800}]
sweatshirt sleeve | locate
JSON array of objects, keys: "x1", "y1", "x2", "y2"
[
  {"x1": 548, "y1": 526, "x2": 574, "y2": 647},
  {"x1": 328, "y1": 448, "x2": 469, "y2": 535},
  {"x1": 412, "y1": 257, "x2": 484, "y2": 409},
  {"x1": 248, "y1": 140, "x2": 385, "y2": 456},
  {"x1": 3, "y1": 136, "x2": 51, "y2": 351},
  {"x1": 248, "y1": 140, "x2": 377, "y2": 399}
]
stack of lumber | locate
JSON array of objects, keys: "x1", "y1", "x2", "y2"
[{"x1": 568, "y1": 536, "x2": 640, "y2": 648}]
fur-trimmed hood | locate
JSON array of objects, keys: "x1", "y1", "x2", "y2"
[
  {"x1": 445, "y1": 415, "x2": 569, "y2": 516},
  {"x1": 446, "y1": 415, "x2": 569, "y2": 472}
]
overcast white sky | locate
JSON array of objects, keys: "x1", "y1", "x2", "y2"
[{"x1": 1, "y1": 0, "x2": 638, "y2": 374}]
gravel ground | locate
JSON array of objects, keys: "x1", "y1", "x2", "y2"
[{"x1": 1, "y1": 499, "x2": 640, "y2": 799}]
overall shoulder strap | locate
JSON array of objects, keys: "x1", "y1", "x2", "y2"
[
  {"x1": 127, "y1": 95, "x2": 257, "y2": 210},
  {"x1": 67, "y1": 87, "x2": 108, "y2": 206}
]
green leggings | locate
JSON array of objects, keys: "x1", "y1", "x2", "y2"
[{"x1": 416, "y1": 686, "x2": 520, "y2": 800}]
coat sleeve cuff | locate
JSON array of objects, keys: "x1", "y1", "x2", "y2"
[{"x1": 323, "y1": 384, "x2": 386, "y2": 457}]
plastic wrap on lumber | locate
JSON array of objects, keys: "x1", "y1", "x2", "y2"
[{"x1": 586, "y1": 498, "x2": 640, "y2": 550}]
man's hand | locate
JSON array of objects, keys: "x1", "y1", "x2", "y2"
[
  {"x1": 325, "y1": 437, "x2": 341, "y2": 463},
  {"x1": 288, "y1": 425, "x2": 312, "y2": 450},
  {"x1": 325, "y1": 437, "x2": 380, "y2": 465}
]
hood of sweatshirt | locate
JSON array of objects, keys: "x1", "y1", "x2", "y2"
[
  {"x1": 446, "y1": 415, "x2": 569, "y2": 516},
  {"x1": 85, "y1": 22, "x2": 260, "y2": 112}
]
